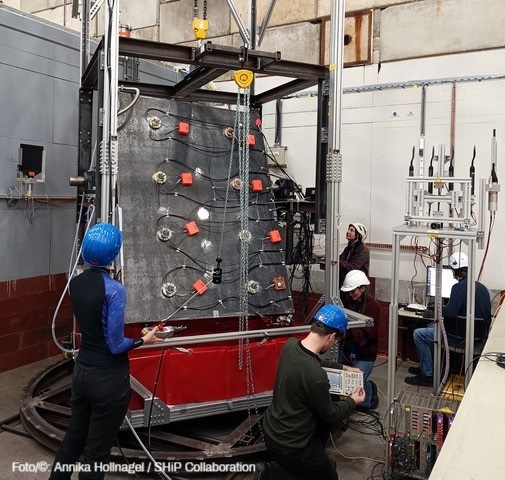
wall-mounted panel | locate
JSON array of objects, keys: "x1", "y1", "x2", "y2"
[{"x1": 322, "y1": 10, "x2": 373, "y2": 66}]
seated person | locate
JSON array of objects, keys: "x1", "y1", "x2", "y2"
[
  {"x1": 339, "y1": 222, "x2": 370, "y2": 288},
  {"x1": 260, "y1": 305, "x2": 365, "y2": 480},
  {"x1": 339, "y1": 270, "x2": 380, "y2": 410},
  {"x1": 405, "y1": 252, "x2": 491, "y2": 387}
]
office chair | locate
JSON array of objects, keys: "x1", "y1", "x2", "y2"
[{"x1": 444, "y1": 316, "x2": 489, "y2": 357}]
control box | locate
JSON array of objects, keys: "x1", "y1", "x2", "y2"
[{"x1": 391, "y1": 390, "x2": 459, "y2": 479}]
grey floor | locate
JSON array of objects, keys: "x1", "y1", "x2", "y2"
[{"x1": 0, "y1": 355, "x2": 420, "y2": 480}]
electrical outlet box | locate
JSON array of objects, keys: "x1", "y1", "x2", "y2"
[{"x1": 269, "y1": 146, "x2": 287, "y2": 168}]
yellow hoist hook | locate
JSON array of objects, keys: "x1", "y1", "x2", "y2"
[{"x1": 234, "y1": 69, "x2": 254, "y2": 89}]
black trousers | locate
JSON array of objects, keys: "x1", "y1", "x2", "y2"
[
  {"x1": 264, "y1": 424, "x2": 338, "y2": 480},
  {"x1": 49, "y1": 362, "x2": 131, "y2": 480}
]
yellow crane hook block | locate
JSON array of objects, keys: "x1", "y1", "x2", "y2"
[
  {"x1": 234, "y1": 69, "x2": 254, "y2": 89},
  {"x1": 192, "y1": 17, "x2": 209, "y2": 39}
]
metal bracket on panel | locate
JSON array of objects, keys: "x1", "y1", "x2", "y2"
[
  {"x1": 192, "y1": 41, "x2": 213, "y2": 61},
  {"x1": 326, "y1": 152, "x2": 342, "y2": 182},
  {"x1": 322, "y1": 79, "x2": 330, "y2": 97},
  {"x1": 98, "y1": 108, "x2": 105, "y2": 127},
  {"x1": 321, "y1": 127, "x2": 328, "y2": 144},
  {"x1": 110, "y1": 139, "x2": 118, "y2": 175},
  {"x1": 119, "y1": 56, "x2": 140, "y2": 82},
  {"x1": 6, "y1": 186, "x2": 22, "y2": 207},
  {"x1": 318, "y1": 219, "x2": 326, "y2": 234},
  {"x1": 99, "y1": 140, "x2": 108, "y2": 174},
  {"x1": 129, "y1": 376, "x2": 170, "y2": 427},
  {"x1": 99, "y1": 50, "x2": 105, "y2": 70},
  {"x1": 89, "y1": 0, "x2": 105, "y2": 20}
]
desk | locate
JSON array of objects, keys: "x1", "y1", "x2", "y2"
[
  {"x1": 398, "y1": 307, "x2": 434, "y2": 361},
  {"x1": 428, "y1": 307, "x2": 505, "y2": 479}
]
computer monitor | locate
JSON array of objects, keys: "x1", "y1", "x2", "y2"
[
  {"x1": 426, "y1": 266, "x2": 458, "y2": 299},
  {"x1": 304, "y1": 187, "x2": 316, "y2": 201}
]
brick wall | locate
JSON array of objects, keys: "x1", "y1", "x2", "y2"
[{"x1": 0, "y1": 274, "x2": 73, "y2": 373}]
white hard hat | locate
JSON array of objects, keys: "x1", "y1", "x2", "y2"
[
  {"x1": 449, "y1": 252, "x2": 468, "y2": 269},
  {"x1": 341, "y1": 270, "x2": 370, "y2": 292},
  {"x1": 350, "y1": 222, "x2": 368, "y2": 241}
]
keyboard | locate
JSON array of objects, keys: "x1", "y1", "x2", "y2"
[{"x1": 324, "y1": 368, "x2": 364, "y2": 396}]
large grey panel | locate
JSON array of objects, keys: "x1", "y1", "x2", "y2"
[
  {"x1": 0, "y1": 64, "x2": 54, "y2": 143},
  {"x1": 53, "y1": 78, "x2": 79, "y2": 145},
  {"x1": 117, "y1": 95, "x2": 293, "y2": 323},
  {"x1": 0, "y1": 7, "x2": 80, "y2": 83},
  {"x1": 0, "y1": 4, "x2": 79, "y2": 281},
  {"x1": 0, "y1": 202, "x2": 75, "y2": 281}
]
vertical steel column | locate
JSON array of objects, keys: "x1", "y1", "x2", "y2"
[
  {"x1": 386, "y1": 231, "x2": 402, "y2": 475},
  {"x1": 325, "y1": 0, "x2": 345, "y2": 302},
  {"x1": 109, "y1": 2, "x2": 119, "y2": 226},
  {"x1": 315, "y1": 78, "x2": 329, "y2": 235},
  {"x1": 79, "y1": 0, "x2": 90, "y2": 83},
  {"x1": 249, "y1": 0, "x2": 257, "y2": 49},
  {"x1": 95, "y1": 52, "x2": 105, "y2": 221},
  {"x1": 433, "y1": 245, "x2": 443, "y2": 388},
  {"x1": 100, "y1": 0, "x2": 120, "y2": 224},
  {"x1": 465, "y1": 238, "x2": 476, "y2": 385}
]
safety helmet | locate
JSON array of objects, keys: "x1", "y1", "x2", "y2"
[
  {"x1": 449, "y1": 252, "x2": 468, "y2": 269},
  {"x1": 350, "y1": 222, "x2": 367, "y2": 241},
  {"x1": 313, "y1": 304, "x2": 348, "y2": 335},
  {"x1": 82, "y1": 223, "x2": 122, "y2": 267},
  {"x1": 341, "y1": 270, "x2": 370, "y2": 292}
]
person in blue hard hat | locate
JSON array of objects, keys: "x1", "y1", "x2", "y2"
[
  {"x1": 259, "y1": 304, "x2": 366, "y2": 480},
  {"x1": 49, "y1": 223, "x2": 163, "y2": 480}
]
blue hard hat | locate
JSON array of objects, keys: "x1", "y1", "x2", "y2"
[
  {"x1": 313, "y1": 304, "x2": 348, "y2": 334},
  {"x1": 82, "y1": 223, "x2": 122, "y2": 267}
]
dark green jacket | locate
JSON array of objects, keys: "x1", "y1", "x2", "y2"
[{"x1": 263, "y1": 338, "x2": 356, "y2": 449}]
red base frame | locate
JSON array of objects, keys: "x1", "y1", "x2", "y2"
[{"x1": 124, "y1": 292, "x2": 321, "y2": 409}]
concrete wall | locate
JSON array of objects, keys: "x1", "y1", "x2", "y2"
[{"x1": 11, "y1": 0, "x2": 505, "y2": 65}]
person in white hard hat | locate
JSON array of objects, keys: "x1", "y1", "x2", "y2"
[
  {"x1": 339, "y1": 270, "x2": 380, "y2": 410},
  {"x1": 339, "y1": 222, "x2": 370, "y2": 288},
  {"x1": 405, "y1": 251, "x2": 491, "y2": 387}
]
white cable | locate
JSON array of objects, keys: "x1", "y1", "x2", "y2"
[
  {"x1": 124, "y1": 416, "x2": 172, "y2": 480},
  {"x1": 68, "y1": 194, "x2": 86, "y2": 277},
  {"x1": 51, "y1": 205, "x2": 96, "y2": 354},
  {"x1": 329, "y1": 432, "x2": 385, "y2": 463},
  {"x1": 118, "y1": 86, "x2": 140, "y2": 116}
]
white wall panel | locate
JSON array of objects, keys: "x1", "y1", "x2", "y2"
[{"x1": 249, "y1": 49, "x2": 505, "y2": 290}]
